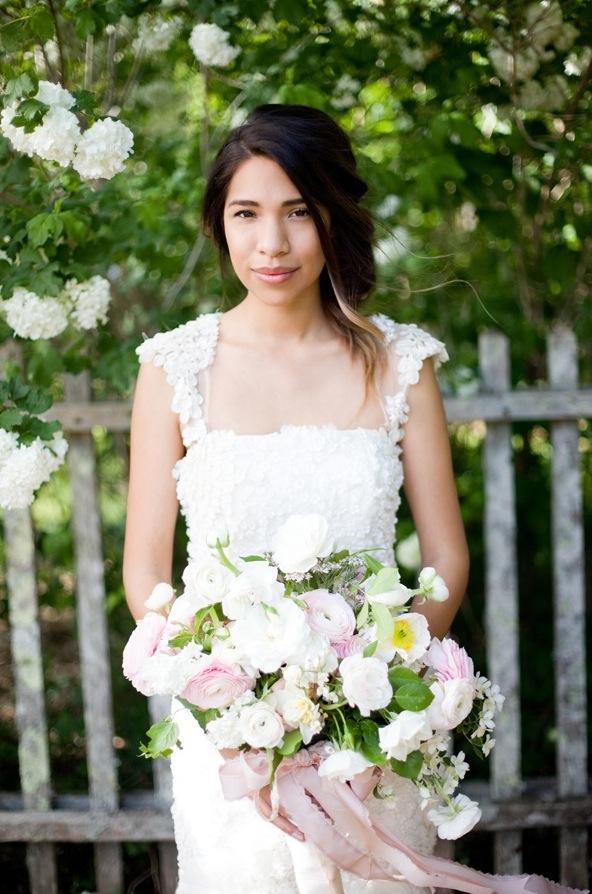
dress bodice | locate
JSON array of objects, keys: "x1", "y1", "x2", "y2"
[{"x1": 135, "y1": 310, "x2": 448, "y2": 566}]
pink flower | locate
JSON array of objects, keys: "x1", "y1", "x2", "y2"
[
  {"x1": 424, "y1": 637, "x2": 474, "y2": 682},
  {"x1": 333, "y1": 634, "x2": 366, "y2": 658},
  {"x1": 122, "y1": 612, "x2": 167, "y2": 683},
  {"x1": 181, "y1": 656, "x2": 254, "y2": 710},
  {"x1": 303, "y1": 588, "x2": 355, "y2": 643}
]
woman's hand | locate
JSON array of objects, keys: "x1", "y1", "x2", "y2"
[{"x1": 253, "y1": 783, "x2": 306, "y2": 842}]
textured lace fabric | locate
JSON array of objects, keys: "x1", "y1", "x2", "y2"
[{"x1": 136, "y1": 310, "x2": 448, "y2": 894}]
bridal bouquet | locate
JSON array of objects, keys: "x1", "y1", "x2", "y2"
[{"x1": 123, "y1": 512, "x2": 503, "y2": 843}]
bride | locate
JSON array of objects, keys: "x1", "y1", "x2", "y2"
[{"x1": 123, "y1": 103, "x2": 470, "y2": 894}]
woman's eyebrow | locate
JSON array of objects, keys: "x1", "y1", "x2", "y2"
[{"x1": 227, "y1": 198, "x2": 305, "y2": 207}]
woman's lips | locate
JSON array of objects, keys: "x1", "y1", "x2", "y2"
[{"x1": 253, "y1": 268, "x2": 299, "y2": 283}]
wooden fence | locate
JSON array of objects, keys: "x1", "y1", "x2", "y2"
[{"x1": 1, "y1": 324, "x2": 590, "y2": 893}]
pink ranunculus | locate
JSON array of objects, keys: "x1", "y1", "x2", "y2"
[
  {"x1": 122, "y1": 612, "x2": 167, "y2": 683},
  {"x1": 303, "y1": 588, "x2": 356, "y2": 644},
  {"x1": 424, "y1": 637, "x2": 474, "y2": 682},
  {"x1": 181, "y1": 656, "x2": 254, "y2": 710},
  {"x1": 332, "y1": 634, "x2": 366, "y2": 658}
]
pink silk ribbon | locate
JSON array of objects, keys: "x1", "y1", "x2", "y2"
[{"x1": 218, "y1": 748, "x2": 589, "y2": 894}]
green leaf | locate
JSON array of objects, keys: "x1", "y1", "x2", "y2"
[
  {"x1": 356, "y1": 598, "x2": 369, "y2": 629},
  {"x1": 388, "y1": 666, "x2": 422, "y2": 689},
  {"x1": 359, "y1": 719, "x2": 387, "y2": 764},
  {"x1": 365, "y1": 567, "x2": 399, "y2": 597},
  {"x1": 362, "y1": 640, "x2": 378, "y2": 657},
  {"x1": 394, "y1": 681, "x2": 434, "y2": 712},
  {"x1": 26, "y1": 213, "x2": 54, "y2": 248},
  {"x1": 278, "y1": 729, "x2": 302, "y2": 756},
  {"x1": 167, "y1": 629, "x2": 193, "y2": 649},
  {"x1": 28, "y1": 7, "x2": 55, "y2": 42},
  {"x1": 266, "y1": 746, "x2": 285, "y2": 788},
  {"x1": 363, "y1": 554, "x2": 384, "y2": 574},
  {"x1": 138, "y1": 718, "x2": 179, "y2": 759},
  {"x1": 389, "y1": 749, "x2": 423, "y2": 780},
  {"x1": 0, "y1": 409, "x2": 23, "y2": 429},
  {"x1": 370, "y1": 602, "x2": 393, "y2": 641},
  {"x1": 21, "y1": 387, "x2": 53, "y2": 415}
]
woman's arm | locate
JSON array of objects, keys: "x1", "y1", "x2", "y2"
[
  {"x1": 123, "y1": 360, "x2": 185, "y2": 622},
  {"x1": 401, "y1": 356, "x2": 470, "y2": 640}
]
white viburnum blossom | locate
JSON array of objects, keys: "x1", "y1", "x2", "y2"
[
  {"x1": 2, "y1": 288, "x2": 69, "y2": 339},
  {"x1": 72, "y1": 117, "x2": 134, "y2": 180},
  {"x1": 27, "y1": 105, "x2": 81, "y2": 166},
  {"x1": 188, "y1": 23, "x2": 241, "y2": 68},
  {"x1": 0, "y1": 105, "x2": 37, "y2": 157},
  {"x1": 35, "y1": 80, "x2": 76, "y2": 109},
  {"x1": 0, "y1": 430, "x2": 69, "y2": 510},
  {"x1": 132, "y1": 14, "x2": 183, "y2": 53},
  {"x1": 61, "y1": 275, "x2": 112, "y2": 329}
]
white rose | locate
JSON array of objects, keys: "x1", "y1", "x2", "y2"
[
  {"x1": 417, "y1": 567, "x2": 449, "y2": 603},
  {"x1": 182, "y1": 556, "x2": 235, "y2": 608},
  {"x1": 229, "y1": 599, "x2": 310, "y2": 673},
  {"x1": 427, "y1": 793, "x2": 481, "y2": 840},
  {"x1": 339, "y1": 653, "x2": 392, "y2": 717},
  {"x1": 286, "y1": 629, "x2": 338, "y2": 676},
  {"x1": 222, "y1": 560, "x2": 284, "y2": 620},
  {"x1": 271, "y1": 512, "x2": 334, "y2": 573},
  {"x1": 426, "y1": 679, "x2": 475, "y2": 731},
  {"x1": 378, "y1": 709, "x2": 433, "y2": 761},
  {"x1": 144, "y1": 582, "x2": 175, "y2": 612},
  {"x1": 239, "y1": 701, "x2": 285, "y2": 749},
  {"x1": 318, "y1": 748, "x2": 374, "y2": 783}
]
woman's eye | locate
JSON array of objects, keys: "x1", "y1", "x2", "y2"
[{"x1": 233, "y1": 208, "x2": 310, "y2": 218}]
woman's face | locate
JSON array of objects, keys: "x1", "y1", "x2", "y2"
[{"x1": 223, "y1": 155, "x2": 329, "y2": 308}]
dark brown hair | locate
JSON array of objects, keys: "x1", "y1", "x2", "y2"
[{"x1": 201, "y1": 103, "x2": 388, "y2": 389}]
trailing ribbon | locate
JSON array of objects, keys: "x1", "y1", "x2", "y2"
[{"x1": 218, "y1": 748, "x2": 589, "y2": 894}]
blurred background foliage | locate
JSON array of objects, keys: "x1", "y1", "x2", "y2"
[{"x1": 0, "y1": 0, "x2": 590, "y2": 890}]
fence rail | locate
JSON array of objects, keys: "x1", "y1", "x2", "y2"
[{"x1": 1, "y1": 324, "x2": 590, "y2": 893}]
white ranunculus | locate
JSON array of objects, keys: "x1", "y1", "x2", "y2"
[
  {"x1": 427, "y1": 793, "x2": 481, "y2": 840},
  {"x1": 188, "y1": 22, "x2": 241, "y2": 67},
  {"x1": 239, "y1": 700, "x2": 285, "y2": 749},
  {"x1": 167, "y1": 593, "x2": 197, "y2": 628},
  {"x1": 61, "y1": 275, "x2": 111, "y2": 330},
  {"x1": 144, "y1": 582, "x2": 175, "y2": 611},
  {"x1": 230, "y1": 598, "x2": 310, "y2": 673},
  {"x1": 339, "y1": 653, "x2": 392, "y2": 717},
  {"x1": 375, "y1": 612, "x2": 431, "y2": 664},
  {"x1": 222, "y1": 560, "x2": 284, "y2": 620},
  {"x1": 28, "y1": 105, "x2": 81, "y2": 166},
  {"x1": 35, "y1": 80, "x2": 75, "y2": 109},
  {"x1": 2, "y1": 288, "x2": 69, "y2": 339},
  {"x1": 72, "y1": 117, "x2": 134, "y2": 180},
  {"x1": 417, "y1": 566, "x2": 449, "y2": 603},
  {"x1": 182, "y1": 556, "x2": 235, "y2": 609},
  {"x1": 378, "y1": 709, "x2": 433, "y2": 761},
  {"x1": 426, "y1": 679, "x2": 475, "y2": 731},
  {"x1": 302, "y1": 588, "x2": 355, "y2": 641},
  {"x1": 271, "y1": 512, "x2": 335, "y2": 573},
  {"x1": 318, "y1": 748, "x2": 374, "y2": 783}
]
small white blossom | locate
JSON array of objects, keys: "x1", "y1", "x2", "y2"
[
  {"x1": 0, "y1": 430, "x2": 68, "y2": 510},
  {"x1": 188, "y1": 23, "x2": 241, "y2": 67},
  {"x1": 61, "y1": 275, "x2": 112, "y2": 329},
  {"x1": 72, "y1": 117, "x2": 134, "y2": 180},
  {"x1": 2, "y1": 288, "x2": 69, "y2": 339}
]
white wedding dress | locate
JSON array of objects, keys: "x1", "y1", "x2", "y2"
[{"x1": 136, "y1": 309, "x2": 449, "y2": 894}]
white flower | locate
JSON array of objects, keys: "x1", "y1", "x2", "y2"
[
  {"x1": 267, "y1": 683, "x2": 323, "y2": 744},
  {"x1": 271, "y1": 512, "x2": 335, "y2": 573},
  {"x1": 339, "y1": 653, "x2": 392, "y2": 717},
  {"x1": 318, "y1": 748, "x2": 374, "y2": 783},
  {"x1": 206, "y1": 523, "x2": 230, "y2": 548},
  {"x1": 167, "y1": 593, "x2": 197, "y2": 629},
  {"x1": 230, "y1": 598, "x2": 310, "y2": 673},
  {"x1": 61, "y1": 275, "x2": 112, "y2": 330},
  {"x1": 35, "y1": 80, "x2": 75, "y2": 109},
  {"x1": 28, "y1": 105, "x2": 81, "y2": 166},
  {"x1": 222, "y1": 560, "x2": 284, "y2": 620},
  {"x1": 378, "y1": 709, "x2": 433, "y2": 761},
  {"x1": 132, "y1": 14, "x2": 183, "y2": 53},
  {"x1": 375, "y1": 612, "x2": 431, "y2": 664},
  {"x1": 482, "y1": 735, "x2": 495, "y2": 757},
  {"x1": 0, "y1": 430, "x2": 68, "y2": 510},
  {"x1": 286, "y1": 629, "x2": 338, "y2": 676},
  {"x1": 131, "y1": 640, "x2": 203, "y2": 697},
  {"x1": 426, "y1": 679, "x2": 475, "y2": 731},
  {"x1": 427, "y1": 793, "x2": 481, "y2": 839},
  {"x1": 2, "y1": 288, "x2": 69, "y2": 339},
  {"x1": 417, "y1": 567, "x2": 449, "y2": 603},
  {"x1": 395, "y1": 532, "x2": 421, "y2": 570},
  {"x1": 182, "y1": 556, "x2": 235, "y2": 609},
  {"x1": 72, "y1": 117, "x2": 134, "y2": 180},
  {"x1": 188, "y1": 22, "x2": 241, "y2": 67},
  {"x1": 0, "y1": 105, "x2": 37, "y2": 157},
  {"x1": 205, "y1": 709, "x2": 245, "y2": 749},
  {"x1": 144, "y1": 582, "x2": 175, "y2": 612},
  {"x1": 362, "y1": 566, "x2": 411, "y2": 608},
  {"x1": 239, "y1": 700, "x2": 285, "y2": 748}
]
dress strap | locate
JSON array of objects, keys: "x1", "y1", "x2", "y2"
[
  {"x1": 135, "y1": 312, "x2": 220, "y2": 448},
  {"x1": 369, "y1": 312, "x2": 449, "y2": 447}
]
